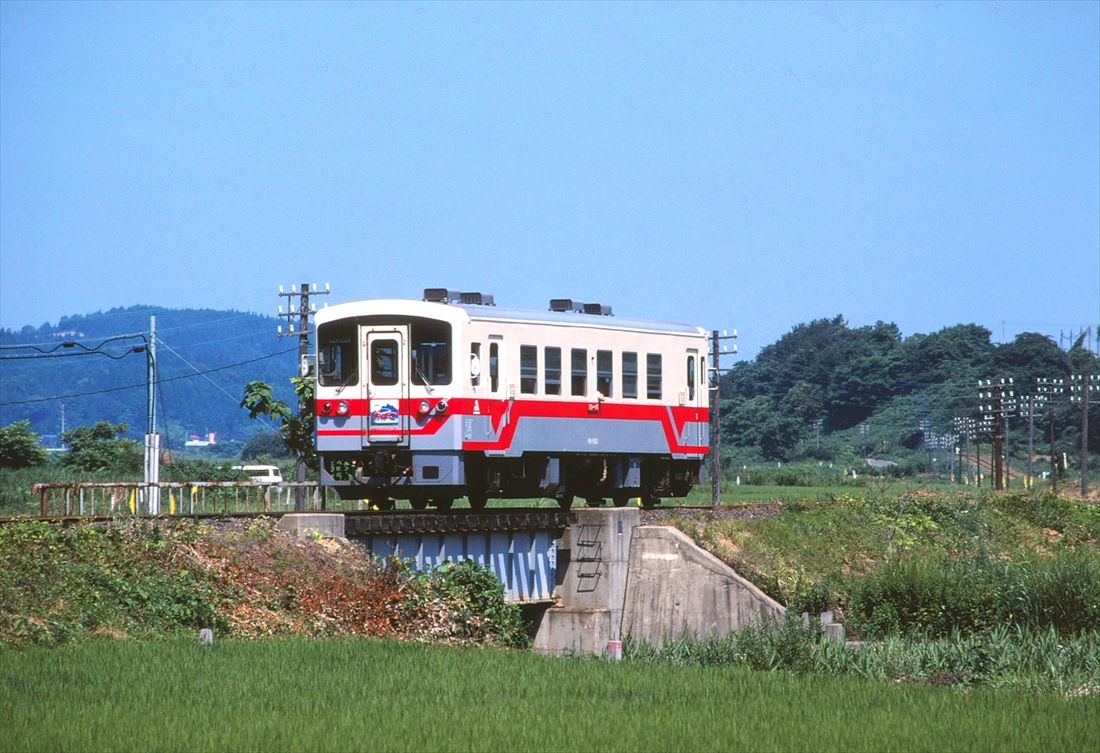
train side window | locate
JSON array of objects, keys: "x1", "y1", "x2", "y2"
[
  {"x1": 622, "y1": 352, "x2": 638, "y2": 399},
  {"x1": 571, "y1": 348, "x2": 587, "y2": 396},
  {"x1": 470, "y1": 343, "x2": 481, "y2": 388},
  {"x1": 545, "y1": 347, "x2": 562, "y2": 395},
  {"x1": 489, "y1": 342, "x2": 500, "y2": 393},
  {"x1": 520, "y1": 345, "x2": 538, "y2": 394},
  {"x1": 646, "y1": 353, "x2": 662, "y2": 400},
  {"x1": 687, "y1": 354, "x2": 696, "y2": 401},
  {"x1": 596, "y1": 350, "x2": 613, "y2": 398}
]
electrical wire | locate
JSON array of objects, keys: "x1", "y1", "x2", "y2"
[
  {"x1": 0, "y1": 347, "x2": 297, "y2": 407},
  {"x1": 158, "y1": 339, "x2": 281, "y2": 433},
  {"x1": 0, "y1": 332, "x2": 146, "y2": 357}
]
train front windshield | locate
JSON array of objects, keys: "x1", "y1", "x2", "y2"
[
  {"x1": 318, "y1": 322, "x2": 358, "y2": 387},
  {"x1": 318, "y1": 318, "x2": 452, "y2": 387}
]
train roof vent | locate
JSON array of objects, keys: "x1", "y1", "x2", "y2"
[
  {"x1": 424, "y1": 288, "x2": 458, "y2": 303},
  {"x1": 549, "y1": 299, "x2": 613, "y2": 316},
  {"x1": 459, "y1": 291, "x2": 495, "y2": 306},
  {"x1": 423, "y1": 288, "x2": 495, "y2": 306}
]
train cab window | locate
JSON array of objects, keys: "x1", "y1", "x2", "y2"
[
  {"x1": 622, "y1": 352, "x2": 638, "y2": 399},
  {"x1": 545, "y1": 347, "x2": 562, "y2": 395},
  {"x1": 371, "y1": 340, "x2": 399, "y2": 386},
  {"x1": 687, "y1": 354, "x2": 696, "y2": 401},
  {"x1": 597, "y1": 350, "x2": 613, "y2": 398},
  {"x1": 520, "y1": 345, "x2": 538, "y2": 394},
  {"x1": 410, "y1": 320, "x2": 452, "y2": 386},
  {"x1": 571, "y1": 349, "x2": 587, "y2": 396},
  {"x1": 489, "y1": 342, "x2": 500, "y2": 393},
  {"x1": 317, "y1": 323, "x2": 358, "y2": 387},
  {"x1": 646, "y1": 353, "x2": 662, "y2": 400}
]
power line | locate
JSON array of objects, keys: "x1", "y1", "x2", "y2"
[
  {"x1": 0, "y1": 347, "x2": 297, "y2": 407},
  {"x1": 158, "y1": 339, "x2": 281, "y2": 434},
  {"x1": 0, "y1": 332, "x2": 146, "y2": 354}
]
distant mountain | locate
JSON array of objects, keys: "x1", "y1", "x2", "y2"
[{"x1": 0, "y1": 305, "x2": 297, "y2": 447}]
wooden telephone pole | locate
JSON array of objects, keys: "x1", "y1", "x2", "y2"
[
  {"x1": 278, "y1": 283, "x2": 330, "y2": 511},
  {"x1": 709, "y1": 329, "x2": 738, "y2": 505}
]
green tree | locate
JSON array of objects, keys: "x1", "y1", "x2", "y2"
[
  {"x1": 60, "y1": 422, "x2": 143, "y2": 474},
  {"x1": 0, "y1": 421, "x2": 49, "y2": 469},
  {"x1": 241, "y1": 431, "x2": 291, "y2": 460},
  {"x1": 240, "y1": 377, "x2": 316, "y2": 468}
]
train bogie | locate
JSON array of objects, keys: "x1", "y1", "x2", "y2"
[{"x1": 314, "y1": 291, "x2": 709, "y2": 509}]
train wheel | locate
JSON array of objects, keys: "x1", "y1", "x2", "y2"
[
  {"x1": 640, "y1": 491, "x2": 660, "y2": 509},
  {"x1": 467, "y1": 491, "x2": 488, "y2": 511},
  {"x1": 409, "y1": 498, "x2": 428, "y2": 510},
  {"x1": 556, "y1": 490, "x2": 574, "y2": 510},
  {"x1": 431, "y1": 497, "x2": 454, "y2": 510},
  {"x1": 368, "y1": 497, "x2": 395, "y2": 511},
  {"x1": 585, "y1": 496, "x2": 606, "y2": 507}
]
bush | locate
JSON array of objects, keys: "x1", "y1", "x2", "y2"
[{"x1": 842, "y1": 550, "x2": 1100, "y2": 639}]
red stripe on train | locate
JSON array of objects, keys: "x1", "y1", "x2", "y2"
[{"x1": 316, "y1": 397, "x2": 708, "y2": 454}]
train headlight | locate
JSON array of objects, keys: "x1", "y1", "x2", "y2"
[
  {"x1": 336, "y1": 401, "x2": 350, "y2": 416},
  {"x1": 322, "y1": 402, "x2": 333, "y2": 415},
  {"x1": 418, "y1": 400, "x2": 432, "y2": 416},
  {"x1": 435, "y1": 399, "x2": 448, "y2": 414}
]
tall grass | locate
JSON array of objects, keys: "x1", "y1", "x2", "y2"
[
  {"x1": 843, "y1": 549, "x2": 1100, "y2": 639},
  {"x1": 624, "y1": 616, "x2": 1100, "y2": 695},
  {"x1": 1, "y1": 638, "x2": 1095, "y2": 753}
]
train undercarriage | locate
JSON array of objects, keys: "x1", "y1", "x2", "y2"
[{"x1": 319, "y1": 451, "x2": 700, "y2": 510}]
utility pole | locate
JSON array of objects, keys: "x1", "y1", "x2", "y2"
[
  {"x1": 278, "y1": 283, "x2": 331, "y2": 511},
  {"x1": 1070, "y1": 373, "x2": 1098, "y2": 497},
  {"x1": 709, "y1": 329, "x2": 738, "y2": 505},
  {"x1": 1037, "y1": 378, "x2": 1065, "y2": 490},
  {"x1": 976, "y1": 414, "x2": 995, "y2": 488},
  {"x1": 1019, "y1": 393, "x2": 1047, "y2": 490},
  {"x1": 143, "y1": 315, "x2": 160, "y2": 514},
  {"x1": 954, "y1": 416, "x2": 975, "y2": 485},
  {"x1": 979, "y1": 379, "x2": 1016, "y2": 491}
]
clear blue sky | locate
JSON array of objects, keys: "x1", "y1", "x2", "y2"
[{"x1": 2, "y1": 1, "x2": 1097, "y2": 358}]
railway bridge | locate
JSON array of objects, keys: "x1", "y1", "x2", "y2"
[
  {"x1": 25, "y1": 480, "x2": 798, "y2": 655},
  {"x1": 281, "y1": 506, "x2": 789, "y2": 656}
]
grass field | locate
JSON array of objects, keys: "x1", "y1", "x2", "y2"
[{"x1": 2, "y1": 638, "x2": 1096, "y2": 753}]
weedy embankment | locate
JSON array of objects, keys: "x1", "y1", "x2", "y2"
[
  {"x1": 0, "y1": 517, "x2": 527, "y2": 649},
  {"x1": 653, "y1": 489, "x2": 1100, "y2": 693}
]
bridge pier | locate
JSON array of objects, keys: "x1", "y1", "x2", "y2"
[{"x1": 532, "y1": 508, "x2": 636, "y2": 656}]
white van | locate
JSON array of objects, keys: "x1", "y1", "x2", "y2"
[{"x1": 233, "y1": 465, "x2": 284, "y2": 485}]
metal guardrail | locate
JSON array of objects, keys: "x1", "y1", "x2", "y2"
[{"x1": 30, "y1": 481, "x2": 341, "y2": 518}]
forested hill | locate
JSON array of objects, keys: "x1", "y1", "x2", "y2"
[
  {"x1": 720, "y1": 316, "x2": 1099, "y2": 465},
  {"x1": 0, "y1": 306, "x2": 295, "y2": 447},
  {"x1": 2, "y1": 307, "x2": 1097, "y2": 465}
]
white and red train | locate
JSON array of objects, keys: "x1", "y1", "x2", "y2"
[{"x1": 314, "y1": 289, "x2": 709, "y2": 509}]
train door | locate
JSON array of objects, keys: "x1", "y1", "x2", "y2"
[
  {"x1": 363, "y1": 326, "x2": 410, "y2": 445},
  {"x1": 686, "y1": 349, "x2": 704, "y2": 445}
]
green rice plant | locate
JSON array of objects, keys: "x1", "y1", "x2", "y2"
[{"x1": 2, "y1": 637, "x2": 1096, "y2": 753}]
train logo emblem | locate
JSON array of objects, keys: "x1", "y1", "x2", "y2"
[{"x1": 370, "y1": 402, "x2": 400, "y2": 426}]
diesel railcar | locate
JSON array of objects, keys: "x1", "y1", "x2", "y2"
[{"x1": 314, "y1": 289, "x2": 709, "y2": 509}]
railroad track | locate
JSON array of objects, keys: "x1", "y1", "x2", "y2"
[{"x1": 0, "y1": 501, "x2": 789, "y2": 527}]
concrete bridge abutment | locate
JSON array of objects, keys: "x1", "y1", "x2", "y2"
[{"x1": 533, "y1": 508, "x2": 789, "y2": 656}]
